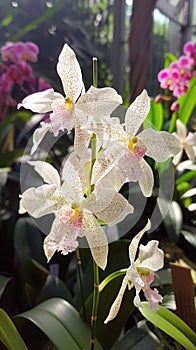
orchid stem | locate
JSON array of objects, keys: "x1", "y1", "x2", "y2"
[
  {"x1": 76, "y1": 248, "x2": 86, "y2": 322},
  {"x1": 90, "y1": 260, "x2": 100, "y2": 350},
  {"x1": 90, "y1": 55, "x2": 99, "y2": 350},
  {"x1": 92, "y1": 57, "x2": 98, "y2": 88}
]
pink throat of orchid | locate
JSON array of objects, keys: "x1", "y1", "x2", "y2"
[{"x1": 59, "y1": 207, "x2": 83, "y2": 228}]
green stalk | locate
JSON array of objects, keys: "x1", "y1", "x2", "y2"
[
  {"x1": 90, "y1": 260, "x2": 100, "y2": 350},
  {"x1": 76, "y1": 248, "x2": 86, "y2": 322},
  {"x1": 92, "y1": 57, "x2": 98, "y2": 88},
  {"x1": 89, "y1": 56, "x2": 100, "y2": 350}
]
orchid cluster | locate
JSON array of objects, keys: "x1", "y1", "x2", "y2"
[
  {"x1": 18, "y1": 44, "x2": 182, "y2": 321},
  {"x1": 158, "y1": 42, "x2": 196, "y2": 101},
  {"x1": 0, "y1": 41, "x2": 51, "y2": 122}
]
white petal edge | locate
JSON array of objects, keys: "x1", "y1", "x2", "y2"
[
  {"x1": 28, "y1": 160, "x2": 61, "y2": 187},
  {"x1": 18, "y1": 89, "x2": 56, "y2": 113}
]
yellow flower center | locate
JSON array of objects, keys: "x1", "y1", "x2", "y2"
[
  {"x1": 137, "y1": 267, "x2": 151, "y2": 276},
  {"x1": 128, "y1": 136, "x2": 138, "y2": 151},
  {"x1": 71, "y1": 207, "x2": 80, "y2": 220},
  {"x1": 65, "y1": 97, "x2": 73, "y2": 111}
]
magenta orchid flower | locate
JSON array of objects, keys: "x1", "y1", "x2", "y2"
[
  {"x1": 18, "y1": 44, "x2": 122, "y2": 154},
  {"x1": 1, "y1": 41, "x2": 39, "y2": 64},
  {"x1": 158, "y1": 41, "x2": 196, "y2": 98},
  {"x1": 104, "y1": 220, "x2": 164, "y2": 323}
]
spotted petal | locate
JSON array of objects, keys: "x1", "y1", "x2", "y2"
[
  {"x1": 57, "y1": 44, "x2": 83, "y2": 101},
  {"x1": 125, "y1": 90, "x2": 150, "y2": 136},
  {"x1": 20, "y1": 185, "x2": 64, "y2": 218},
  {"x1": 82, "y1": 212, "x2": 108, "y2": 270},
  {"x1": 136, "y1": 240, "x2": 164, "y2": 271},
  {"x1": 139, "y1": 129, "x2": 181, "y2": 162},
  {"x1": 138, "y1": 159, "x2": 154, "y2": 197},
  {"x1": 77, "y1": 86, "x2": 122, "y2": 119},
  {"x1": 83, "y1": 179, "x2": 115, "y2": 213},
  {"x1": 104, "y1": 276, "x2": 129, "y2": 324},
  {"x1": 129, "y1": 220, "x2": 151, "y2": 261},
  {"x1": 92, "y1": 142, "x2": 126, "y2": 183},
  {"x1": 95, "y1": 192, "x2": 134, "y2": 226},
  {"x1": 44, "y1": 213, "x2": 79, "y2": 262}
]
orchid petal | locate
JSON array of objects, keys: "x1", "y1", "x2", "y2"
[
  {"x1": 18, "y1": 89, "x2": 59, "y2": 113},
  {"x1": 104, "y1": 276, "x2": 129, "y2": 324},
  {"x1": 100, "y1": 165, "x2": 127, "y2": 192},
  {"x1": 20, "y1": 185, "x2": 64, "y2": 218},
  {"x1": 31, "y1": 122, "x2": 51, "y2": 155},
  {"x1": 133, "y1": 288, "x2": 142, "y2": 308},
  {"x1": 184, "y1": 142, "x2": 196, "y2": 160},
  {"x1": 136, "y1": 240, "x2": 164, "y2": 271},
  {"x1": 95, "y1": 192, "x2": 134, "y2": 226},
  {"x1": 57, "y1": 44, "x2": 83, "y2": 101},
  {"x1": 139, "y1": 129, "x2": 181, "y2": 162},
  {"x1": 125, "y1": 90, "x2": 150, "y2": 136},
  {"x1": 28, "y1": 160, "x2": 61, "y2": 187},
  {"x1": 43, "y1": 214, "x2": 79, "y2": 262},
  {"x1": 61, "y1": 155, "x2": 84, "y2": 202},
  {"x1": 77, "y1": 86, "x2": 122, "y2": 118},
  {"x1": 172, "y1": 149, "x2": 183, "y2": 166},
  {"x1": 82, "y1": 212, "x2": 108, "y2": 270},
  {"x1": 74, "y1": 125, "x2": 91, "y2": 157},
  {"x1": 185, "y1": 131, "x2": 196, "y2": 146},
  {"x1": 144, "y1": 287, "x2": 163, "y2": 312},
  {"x1": 138, "y1": 159, "x2": 154, "y2": 197},
  {"x1": 50, "y1": 108, "x2": 74, "y2": 136},
  {"x1": 83, "y1": 179, "x2": 115, "y2": 212},
  {"x1": 118, "y1": 151, "x2": 142, "y2": 182},
  {"x1": 92, "y1": 142, "x2": 126, "y2": 183},
  {"x1": 129, "y1": 220, "x2": 151, "y2": 261},
  {"x1": 176, "y1": 119, "x2": 187, "y2": 139}
]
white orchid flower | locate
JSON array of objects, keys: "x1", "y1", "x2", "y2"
[
  {"x1": 18, "y1": 44, "x2": 122, "y2": 154},
  {"x1": 172, "y1": 119, "x2": 196, "y2": 165},
  {"x1": 89, "y1": 90, "x2": 181, "y2": 196},
  {"x1": 104, "y1": 220, "x2": 164, "y2": 324},
  {"x1": 19, "y1": 153, "x2": 133, "y2": 270}
]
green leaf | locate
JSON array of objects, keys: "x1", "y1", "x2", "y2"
[
  {"x1": 178, "y1": 76, "x2": 196, "y2": 125},
  {"x1": 0, "y1": 308, "x2": 29, "y2": 350},
  {"x1": 143, "y1": 99, "x2": 163, "y2": 131},
  {"x1": 139, "y1": 302, "x2": 196, "y2": 350},
  {"x1": 99, "y1": 269, "x2": 127, "y2": 292},
  {"x1": 164, "y1": 52, "x2": 177, "y2": 68},
  {"x1": 168, "y1": 112, "x2": 177, "y2": 133},
  {"x1": 111, "y1": 320, "x2": 160, "y2": 349},
  {"x1": 14, "y1": 217, "x2": 47, "y2": 268},
  {"x1": 176, "y1": 170, "x2": 196, "y2": 186},
  {"x1": 0, "y1": 111, "x2": 31, "y2": 136},
  {"x1": 35, "y1": 274, "x2": 73, "y2": 305},
  {"x1": 15, "y1": 298, "x2": 103, "y2": 350},
  {"x1": 0, "y1": 150, "x2": 24, "y2": 167}
]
